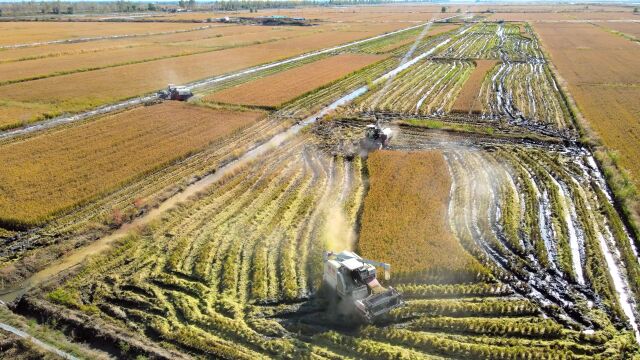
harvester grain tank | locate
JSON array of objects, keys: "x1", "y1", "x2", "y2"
[
  {"x1": 158, "y1": 84, "x2": 193, "y2": 101},
  {"x1": 323, "y1": 250, "x2": 403, "y2": 322}
]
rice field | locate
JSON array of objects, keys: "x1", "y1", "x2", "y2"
[
  {"x1": 0, "y1": 21, "x2": 408, "y2": 130},
  {"x1": 0, "y1": 102, "x2": 263, "y2": 228},
  {"x1": 535, "y1": 22, "x2": 640, "y2": 187},
  {"x1": 356, "y1": 60, "x2": 474, "y2": 115},
  {"x1": 451, "y1": 60, "x2": 498, "y2": 113},
  {"x1": 19, "y1": 136, "x2": 639, "y2": 359},
  {"x1": 205, "y1": 54, "x2": 386, "y2": 108},
  {"x1": 1, "y1": 6, "x2": 640, "y2": 359},
  {"x1": 0, "y1": 22, "x2": 205, "y2": 47},
  {"x1": 359, "y1": 151, "x2": 486, "y2": 282}
]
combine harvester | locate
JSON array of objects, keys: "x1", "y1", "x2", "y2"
[
  {"x1": 360, "y1": 122, "x2": 393, "y2": 152},
  {"x1": 323, "y1": 251, "x2": 403, "y2": 322},
  {"x1": 158, "y1": 84, "x2": 193, "y2": 101}
]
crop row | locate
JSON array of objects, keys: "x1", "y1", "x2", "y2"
[
  {"x1": 38, "y1": 139, "x2": 638, "y2": 359},
  {"x1": 45, "y1": 134, "x2": 370, "y2": 357},
  {"x1": 433, "y1": 23, "x2": 539, "y2": 61},
  {"x1": 349, "y1": 21, "x2": 571, "y2": 131},
  {"x1": 445, "y1": 146, "x2": 640, "y2": 335},
  {"x1": 437, "y1": 24, "x2": 501, "y2": 59},
  {"x1": 479, "y1": 62, "x2": 572, "y2": 128},
  {"x1": 355, "y1": 60, "x2": 473, "y2": 115},
  {"x1": 0, "y1": 47, "x2": 395, "y2": 283}
]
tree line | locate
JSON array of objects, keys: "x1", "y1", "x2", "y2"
[{"x1": 0, "y1": 0, "x2": 449, "y2": 17}]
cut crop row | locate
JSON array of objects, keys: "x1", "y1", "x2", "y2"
[{"x1": 355, "y1": 60, "x2": 473, "y2": 116}]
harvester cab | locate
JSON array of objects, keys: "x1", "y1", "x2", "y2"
[
  {"x1": 158, "y1": 84, "x2": 193, "y2": 101},
  {"x1": 360, "y1": 123, "x2": 393, "y2": 152},
  {"x1": 323, "y1": 250, "x2": 403, "y2": 323}
]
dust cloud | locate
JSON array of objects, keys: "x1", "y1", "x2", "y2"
[{"x1": 322, "y1": 203, "x2": 356, "y2": 253}]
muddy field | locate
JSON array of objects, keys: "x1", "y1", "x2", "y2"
[{"x1": 0, "y1": 5, "x2": 640, "y2": 359}]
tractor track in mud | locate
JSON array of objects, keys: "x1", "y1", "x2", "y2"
[
  {"x1": 312, "y1": 117, "x2": 574, "y2": 155},
  {"x1": 361, "y1": 111, "x2": 577, "y2": 141},
  {"x1": 446, "y1": 150, "x2": 596, "y2": 330},
  {"x1": 314, "y1": 114, "x2": 638, "y2": 333}
]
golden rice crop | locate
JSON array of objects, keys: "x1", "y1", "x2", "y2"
[
  {"x1": 205, "y1": 54, "x2": 385, "y2": 108},
  {"x1": 359, "y1": 150, "x2": 485, "y2": 282},
  {"x1": 0, "y1": 102, "x2": 263, "y2": 228}
]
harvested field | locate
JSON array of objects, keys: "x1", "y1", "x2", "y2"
[
  {"x1": 451, "y1": 60, "x2": 498, "y2": 114},
  {"x1": 353, "y1": 23, "x2": 460, "y2": 54},
  {"x1": 443, "y1": 144, "x2": 640, "y2": 338},
  {"x1": 602, "y1": 22, "x2": 640, "y2": 39},
  {"x1": 356, "y1": 60, "x2": 473, "y2": 115},
  {"x1": 0, "y1": 102, "x2": 262, "y2": 228},
  {"x1": 205, "y1": 54, "x2": 385, "y2": 108},
  {"x1": 535, "y1": 22, "x2": 640, "y2": 187},
  {"x1": 0, "y1": 22, "x2": 206, "y2": 47},
  {"x1": 359, "y1": 150, "x2": 484, "y2": 282},
  {"x1": 2, "y1": 8, "x2": 640, "y2": 359},
  {"x1": 479, "y1": 62, "x2": 572, "y2": 127},
  {"x1": 0, "y1": 22, "x2": 407, "y2": 129},
  {"x1": 16, "y1": 135, "x2": 640, "y2": 359}
]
